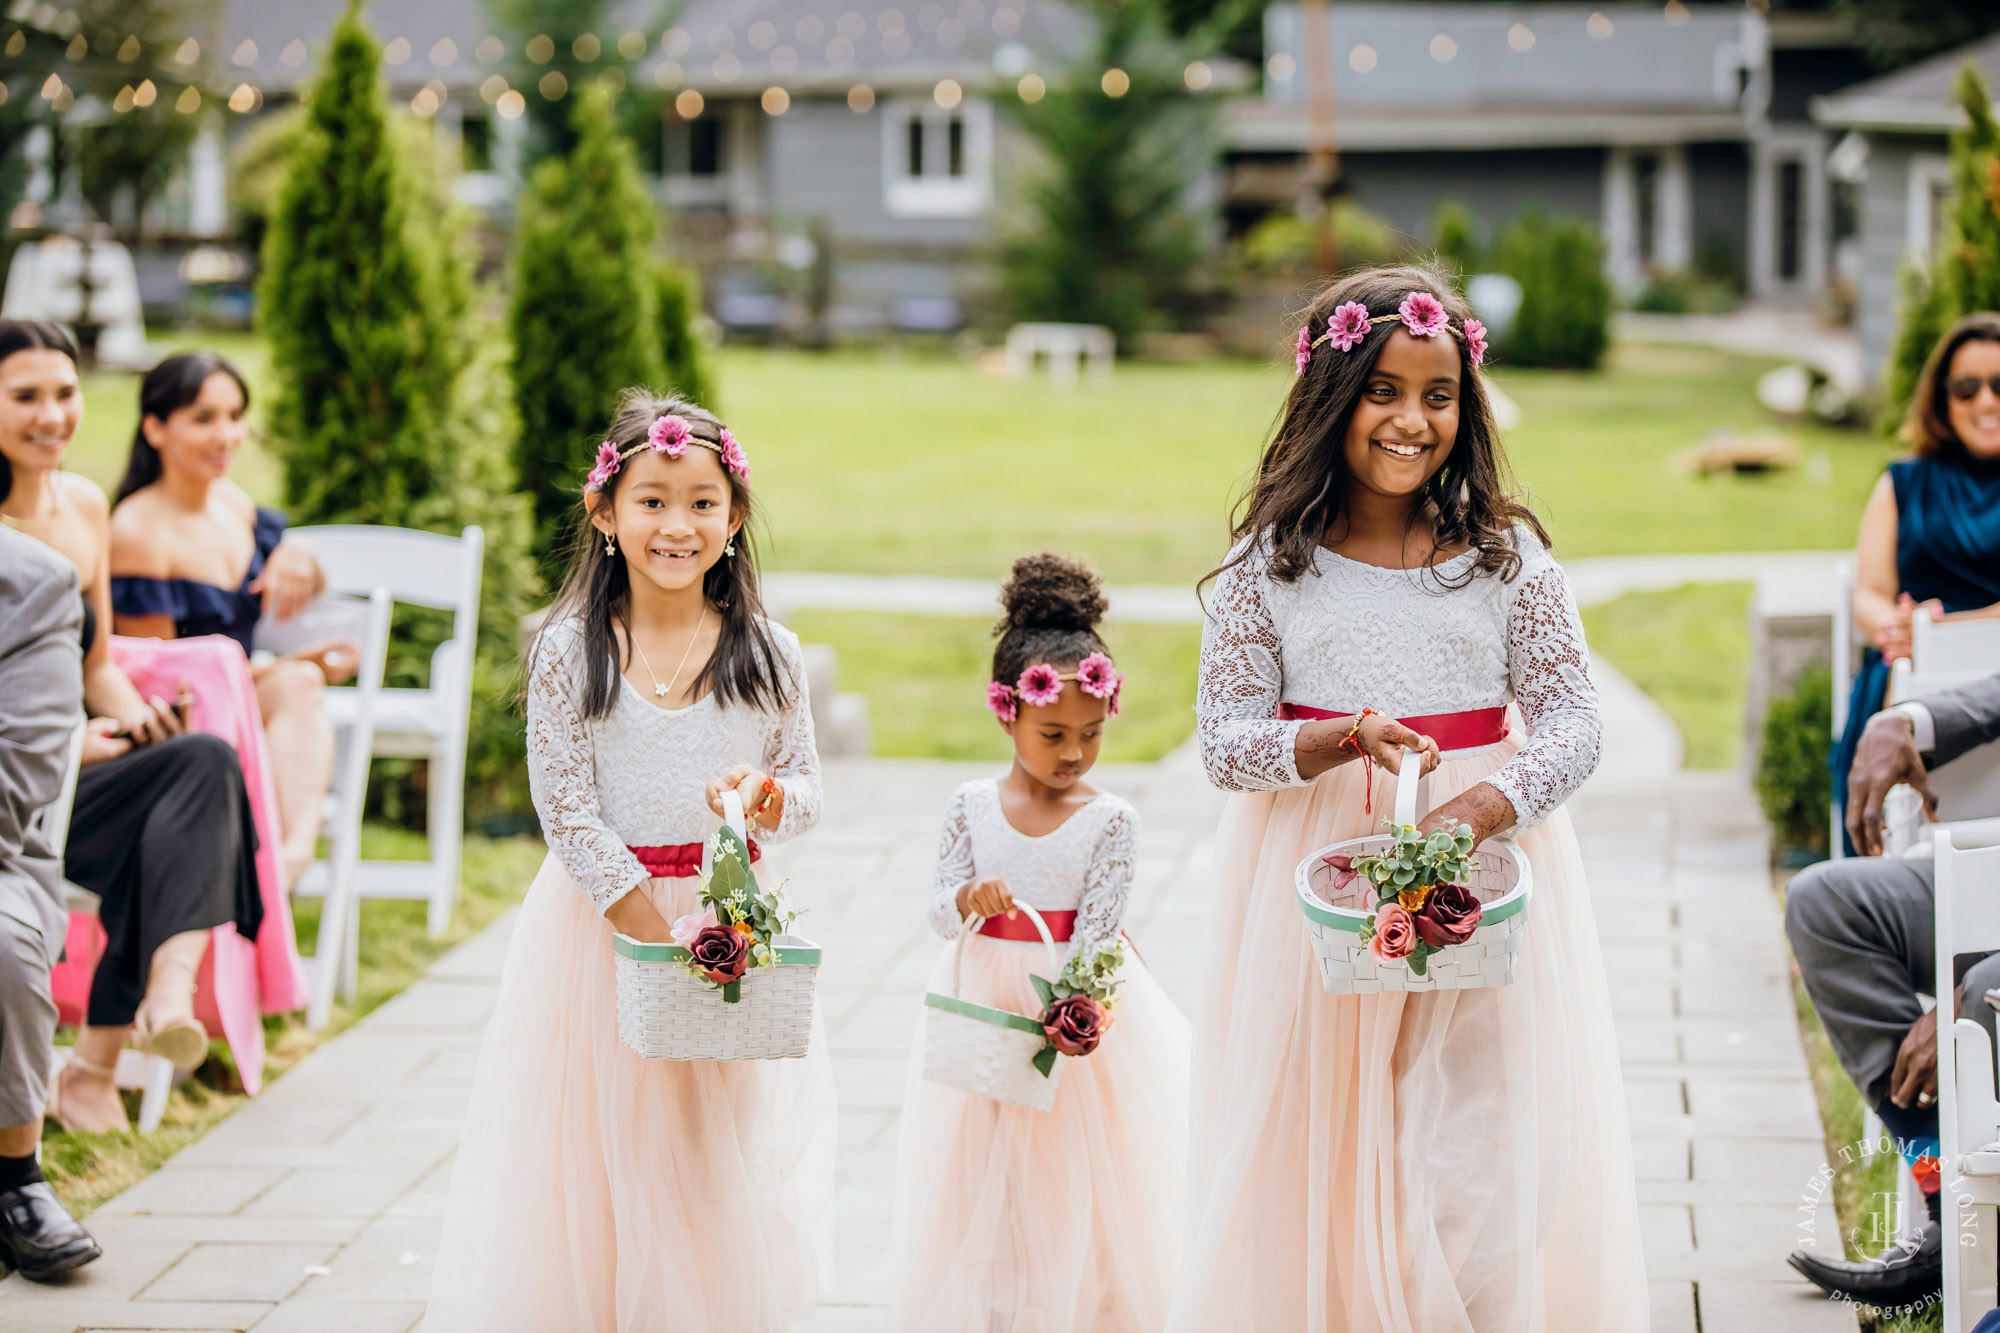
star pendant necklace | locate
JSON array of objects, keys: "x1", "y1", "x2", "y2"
[{"x1": 632, "y1": 606, "x2": 707, "y2": 702}]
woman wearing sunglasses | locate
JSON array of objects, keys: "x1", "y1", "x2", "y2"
[{"x1": 1833, "y1": 312, "x2": 2000, "y2": 854}]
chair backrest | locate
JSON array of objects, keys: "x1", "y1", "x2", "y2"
[
  {"x1": 288, "y1": 524, "x2": 485, "y2": 700},
  {"x1": 1913, "y1": 608, "x2": 2000, "y2": 680},
  {"x1": 1892, "y1": 618, "x2": 2000, "y2": 824},
  {"x1": 1937, "y1": 831, "x2": 2000, "y2": 1157},
  {"x1": 1832, "y1": 560, "x2": 1855, "y2": 734},
  {"x1": 30, "y1": 721, "x2": 86, "y2": 861}
]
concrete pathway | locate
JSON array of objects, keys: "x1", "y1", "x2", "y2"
[
  {"x1": 0, "y1": 664, "x2": 1857, "y2": 1331},
  {"x1": 1614, "y1": 308, "x2": 1864, "y2": 393},
  {"x1": 767, "y1": 551, "x2": 1846, "y2": 626}
]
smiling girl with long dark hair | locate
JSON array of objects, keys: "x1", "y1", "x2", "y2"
[
  {"x1": 425, "y1": 390, "x2": 833, "y2": 1333},
  {"x1": 1167, "y1": 264, "x2": 1647, "y2": 1331}
]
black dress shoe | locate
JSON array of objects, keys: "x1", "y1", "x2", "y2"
[
  {"x1": 0, "y1": 1182, "x2": 100, "y2": 1281},
  {"x1": 1787, "y1": 1219, "x2": 1941, "y2": 1308}
]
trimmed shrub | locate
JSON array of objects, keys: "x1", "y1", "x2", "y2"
[
  {"x1": 654, "y1": 260, "x2": 715, "y2": 405},
  {"x1": 1494, "y1": 210, "x2": 1611, "y2": 370},
  {"x1": 1755, "y1": 663, "x2": 1832, "y2": 859},
  {"x1": 1429, "y1": 201, "x2": 1479, "y2": 291}
]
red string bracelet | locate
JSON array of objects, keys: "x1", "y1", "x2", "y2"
[{"x1": 1339, "y1": 709, "x2": 1377, "y2": 815}]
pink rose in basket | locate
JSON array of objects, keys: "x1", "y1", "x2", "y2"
[
  {"x1": 670, "y1": 905, "x2": 719, "y2": 950},
  {"x1": 1413, "y1": 882, "x2": 1484, "y2": 947},
  {"x1": 1367, "y1": 902, "x2": 1418, "y2": 962}
]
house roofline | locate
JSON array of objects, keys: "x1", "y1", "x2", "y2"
[
  {"x1": 1227, "y1": 105, "x2": 1755, "y2": 153},
  {"x1": 1810, "y1": 93, "x2": 1976, "y2": 135}
]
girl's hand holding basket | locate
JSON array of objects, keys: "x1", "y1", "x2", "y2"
[
  {"x1": 957, "y1": 876, "x2": 1017, "y2": 921},
  {"x1": 1297, "y1": 710, "x2": 1443, "y2": 783},
  {"x1": 706, "y1": 765, "x2": 783, "y2": 830}
]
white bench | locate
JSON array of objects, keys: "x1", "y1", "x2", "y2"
[{"x1": 1004, "y1": 322, "x2": 1114, "y2": 387}]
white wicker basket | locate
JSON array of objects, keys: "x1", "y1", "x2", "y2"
[
  {"x1": 611, "y1": 792, "x2": 821, "y2": 1061},
  {"x1": 922, "y1": 904, "x2": 1066, "y2": 1112},
  {"x1": 1294, "y1": 749, "x2": 1532, "y2": 994}
]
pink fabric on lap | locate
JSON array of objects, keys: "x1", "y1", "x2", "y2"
[{"x1": 50, "y1": 635, "x2": 311, "y2": 1095}]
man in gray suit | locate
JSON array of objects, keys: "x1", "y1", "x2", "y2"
[
  {"x1": 1785, "y1": 670, "x2": 2000, "y2": 1307},
  {"x1": 0, "y1": 525, "x2": 99, "y2": 1278}
]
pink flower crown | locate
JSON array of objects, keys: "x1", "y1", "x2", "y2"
[
  {"x1": 985, "y1": 653, "x2": 1124, "y2": 722},
  {"x1": 1294, "y1": 291, "x2": 1487, "y2": 376},
  {"x1": 585, "y1": 413, "x2": 752, "y2": 491}
]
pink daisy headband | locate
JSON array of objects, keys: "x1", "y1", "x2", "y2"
[
  {"x1": 585, "y1": 413, "x2": 752, "y2": 491},
  {"x1": 1294, "y1": 291, "x2": 1487, "y2": 376},
  {"x1": 986, "y1": 652, "x2": 1124, "y2": 723}
]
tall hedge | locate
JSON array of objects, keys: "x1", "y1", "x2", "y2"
[
  {"x1": 261, "y1": 5, "x2": 539, "y2": 823},
  {"x1": 1494, "y1": 210, "x2": 1610, "y2": 370},
  {"x1": 1883, "y1": 64, "x2": 2000, "y2": 425},
  {"x1": 512, "y1": 83, "x2": 709, "y2": 566}
]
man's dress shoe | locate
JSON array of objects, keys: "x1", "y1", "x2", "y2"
[
  {"x1": 1787, "y1": 1220, "x2": 1941, "y2": 1309},
  {"x1": 0, "y1": 1182, "x2": 101, "y2": 1281}
]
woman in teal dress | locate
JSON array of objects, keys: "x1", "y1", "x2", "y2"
[{"x1": 1834, "y1": 313, "x2": 2000, "y2": 854}]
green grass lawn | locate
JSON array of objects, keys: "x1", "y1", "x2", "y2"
[
  {"x1": 1581, "y1": 582, "x2": 1754, "y2": 770},
  {"x1": 37, "y1": 827, "x2": 541, "y2": 1222},
  {"x1": 793, "y1": 610, "x2": 1200, "y2": 764},
  {"x1": 64, "y1": 337, "x2": 1888, "y2": 586}
]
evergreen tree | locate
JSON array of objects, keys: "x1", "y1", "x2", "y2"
[
  {"x1": 655, "y1": 260, "x2": 715, "y2": 406},
  {"x1": 998, "y1": 6, "x2": 1210, "y2": 348},
  {"x1": 510, "y1": 82, "x2": 665, "y2": 565},
  {"x1": 259, "y1": 4, "x2": 456, "y2": 525},
  {"x1": 1882, "y1": 65, "x2": 2000, "y2": 425},
  {"x1": 483, "y1": 0, "x2": 624, "y2": 162}
]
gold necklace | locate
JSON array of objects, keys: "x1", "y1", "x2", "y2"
[
  {"x1": 0, "y1": 475, "x2": 59, "y2": 533},
  {"x1": 631, "y1": 607, "x2": 708, "y2": 701}
]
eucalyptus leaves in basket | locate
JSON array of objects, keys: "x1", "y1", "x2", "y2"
[
  {"x1": 1026, "y1": 937, "x2": 1127, "y2": 1076},
  {"x1": 667, "y1": 826, "x2": 802, "y2": 1003},
  {"x1": 1326, "y1": 821, "x2": 1487, "y2": 978}
]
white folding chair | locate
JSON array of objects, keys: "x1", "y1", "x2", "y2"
[
  {"x1": 258, "y1": 588, "x2": 393, "y2": 1028},
  {"x1": 285, "y1": 526, "x2": 484, "y2": 938},
  {"x1": 1831, "y1": 561, "x2": 1858, "y2": 861},
  {"x1": 1934, "y1": 827, "x2": 2000, "y2": 1332},
  {"x1": 1884, "y1": 610, "x2": 2000, "y2": 856},
  {"x1": 33, "y1": 723, "x2": 179, "y2": 1132}
]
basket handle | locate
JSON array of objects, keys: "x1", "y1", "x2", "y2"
[
  {"x1": 1393, "y1": 747, "x2": 1426, "y2": 828},
  {"x1": 952, "y1": 902, "x2": 1062, "y2": 1001},
  {"x1": 720, "y1": 787, "x2": 749, "y2": 845}
]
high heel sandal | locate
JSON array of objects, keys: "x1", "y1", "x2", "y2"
[
  {"x1": 43, "y1": 1054, "x2": 125, "y2": 1135},
  {"x1": 133, "y1": 956, "x2": 209, "y2": 1070}
]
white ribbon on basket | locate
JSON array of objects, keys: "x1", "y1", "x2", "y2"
[
  {"x1": 708, "y1": 787, "x2": 751, "y2": 879},
  {"x1": 1392, "y1": 745, "x2": 1431, "y2": 829}
]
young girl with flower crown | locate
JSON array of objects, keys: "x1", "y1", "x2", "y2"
[
  {"x1": 888, "y1": 552, "x2": 1191, "y2": 1333},
  {"x1": 1165, "y1": 265, "x2": 1647, "y2": 1332},
  {"x1": 424, "y1": 393, "x2": 834, "y2": 1333}
]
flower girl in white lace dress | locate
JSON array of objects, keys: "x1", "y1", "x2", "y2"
[
  {"x1": 1164, "y1": 267, "x2": 1647, "y2": 1332},
  {"x1": 889, "y1": 554, "x2": 1190, "y2": 1333},
  {"x1": 425, "y1": 395, "x2": 835, "y2": 1333}
]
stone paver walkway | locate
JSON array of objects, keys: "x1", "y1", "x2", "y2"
[{"x1": 0, "y1": 664, "x2": 1857, "y2": 1331}]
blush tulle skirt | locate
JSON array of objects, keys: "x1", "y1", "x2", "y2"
[
  {"x1": 423, "y1": 854, "x2": 836, "y2": 1333},
  {"x1": 1163, "y1": 741, "x2": 1648, "y2": 1333},
  {"x1": 888, "y1": 931, "x2": 1191, "y2": 1333}
]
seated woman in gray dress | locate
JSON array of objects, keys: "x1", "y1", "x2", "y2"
[
  {"x1": 107, "y1": 352, "x2": 355, "y2": 891},
  {"x1": 0, "y1": 320, "x2": 262, "y2": 1135}
]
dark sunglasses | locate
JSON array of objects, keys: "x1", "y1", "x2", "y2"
[{"x1": 1946, "y1": 374, "x2": 2000, "y2": 402}]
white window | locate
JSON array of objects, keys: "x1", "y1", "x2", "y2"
[
  {"x1": 882, "y1": 95, "x2": 992, "y2": 219},
  {"x1": 1906, "y1": 154, "x2": 1952, "y2": 263}
]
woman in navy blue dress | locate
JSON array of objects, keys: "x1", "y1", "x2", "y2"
[
  {"x1": 1834, "y1": 313, "x2": 2000, "y2": 852},
  {"x1": 107, "y1": 353, "x2": 356, "y2": 890}
]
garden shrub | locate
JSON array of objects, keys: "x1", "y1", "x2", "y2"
[
  {"x1": 1494, "y1": 209, "x2": 1610, "y2": 369},
  {"x1": 1429, "y1": 201, "x2": 1479, "y2": 290},
  {"x1": 1238, "y1": 204, "x2": 1404, "y2": 276},
  {"x1": 1755, "y1": 663, "x2": 1832, "y2": 859}
]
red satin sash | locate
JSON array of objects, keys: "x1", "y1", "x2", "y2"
[
  {"x1": 1276, "y1": 703, "x2": 1510, "y2": 751},
  {"x1": 628, "y1": 840, "x2": 761, "y2": 880},
  {"x1": 979, "y1": 910, "x2": 1078, "y2": 942}
]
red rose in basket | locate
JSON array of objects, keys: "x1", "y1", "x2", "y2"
[
  {"x1": 1413, "y1": 883, "x2": 1485, "y2": 947},
  {"x1": 1043, "y1": 993, "x2": 1107, "y2": 1057},
  {"x1": 689, "y1": 923, "x2": 751, "y2": 985}
]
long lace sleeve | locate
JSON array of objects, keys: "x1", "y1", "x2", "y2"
[
  {"x1": 525, "y1": 625, "x2": 648, "y2": 915},
  {"x1": 1068, "y1": 802, "x2": 1137, "y2": 966},
  {"x1": 1486, "y1": 563, "x2": 1602, "y2": 829},
  {"x1": 762, "y1": 631, "x2": 822, "y2": 844},
  {"x1": 928, "y1": 786, "x2": 976, "y2": 941},
  {"x1": 1197, "y1": 544, "x2": 1305, "y2": 792}
]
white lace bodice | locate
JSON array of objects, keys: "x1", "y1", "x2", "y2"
[
  {"x1": 928, "y1": 779, "x2": 1138, "y2": 966},
  {"x1": 1195, "y1": 525, "x2": 1599, "y2": 828},
  {"x1": 525, "y1": 615, "x2": 822, "y2": 914}
]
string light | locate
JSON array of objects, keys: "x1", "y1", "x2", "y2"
[
  {"x1": 1017, "y1": 72, "x2": 1044, "y2": 102},
  {"x1": 1267, "y1": 52, "x2": 1295, "y2": 82},
  {"x1": 661, "y1": 28, "x2": 691, "y2": 56},
  {"x1": 4, "y1": 32, "x2": 23, "y2": 57},
  {"x1": 384, "y1": 36, "x2": 411, "y2": 65},
  {"x1": 538, "y1": 69, "x2": 567, "y2": 99},
  {"x1": 496, "y1": 89, "x2": 525, "y2": 119},
  {"x1": 1586, "y1": 11, "x2": 1613, "y2": 39},
  {"x1": 761, "y1": 85, "x2": 788, "y2": 114},
  {"x1": 174, "y1": 37, "x2": 198, "y2": 63},
  {"x1": 1429, "y1": 33, "x2": 1457, "y2": 62},
  {"x1": 411, "y1": 85, "x2": 440, "y2": 116},
  {"x1": 1184, "y1": 60, "x2": 1212, "y2": 91},
  {"x1": 935, "y1": 77, "x2": 962, "y2": 108},
  {"x1": 430, "y1": 38, "x2": 456, "y2": 65},
  {"x1": 1101, "y1": 67, "x2": 1129, "y2": 97},
  {"x1": 675, "y1": 88, "x2": 705, "y2": 117},
  {"x1": 175, "y1": 85, "x2": 201, "y2": 113},
  {"x1": 653, "y1": 61, "x2": 683, "y2": 88},
  {"x1": 281, "y1": 39, "x2": 307, "y2": 66},
  {"x1": 113, "y1": 84, "x2": 135, "y2": 112},
  {"x1": 1349, "y1": 43, "x2": 1377, "y2": 72},
  {"x1": 229, "y1": 83, "x2": 261, "y2": 112},
  {"x1": 133, "y1": 78, "x2": 157, "y2": 107},
  {"x1": 64, "y1": 34, "x2": 85, "y2": 59},
  {"x1": 477, "y1": 36, "x2": 504, "y2": 63},
  {"x1": 116, "y1": 35, "x2": 139, "y2": 61},
  {"x1": 526, "y1": 34, "x2": 553, "y2": 63},
  {"x1": 1507, "y1": 23, "x2": 1534, "y2": 52},
  {"x1": 618, "y1": 31, "x2": 646, "y2": 59},
  {"x1": 572, "y1": 32, "x2": 600, "y2": 61},
  {"x1": 748, "y1": 20, "x2": 776, "y2": 50},
  {"x1": 480, "y1": 74, "x2": 508, "y2": 102},
  {"x1": 38, "y1": 73, "x2": 61, "y2": 101},
  {"x1": 1664, "y1": 0, "x2": 1690, "y2": 23},
  {"x1": 232, "y1": 38, "x2": 256, "y2": 65},
  {"x1": 848, "y1": 83, "x2": 874, "y2": 111}
]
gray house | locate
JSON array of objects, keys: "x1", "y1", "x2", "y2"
[
  {"x1": 1812, "y1": 34, "x2": 2000, "y2": 386},
  {"x1": 654, "y1": 0, "x2": 1095, "y2": 334},
  {"x1": 1231, "y1": 2, "x2": 1871, "y2": 303}
]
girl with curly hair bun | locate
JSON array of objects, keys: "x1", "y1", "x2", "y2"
[
  {"x1": 888, "y1": 551, "x2": 1190, "y2": 1333},
  {"x1": 1169, "y1": 264, "x2": 1648, "y2": 1330}
]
